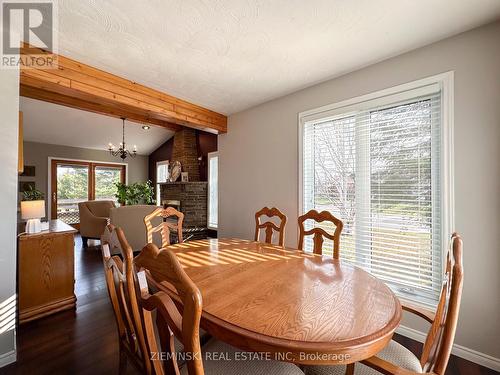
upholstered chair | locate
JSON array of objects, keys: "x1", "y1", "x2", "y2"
[{"x1": 78, "y1": 200, "x2": 115, "y2": 247}]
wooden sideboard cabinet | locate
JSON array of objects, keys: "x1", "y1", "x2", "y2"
[{"x1": 18, "y1": 219, "x2": 77, "y2": 323}]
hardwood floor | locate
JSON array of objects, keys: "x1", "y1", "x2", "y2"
[
  {"x1": 4, "y1": 236, "x2": 136, "y2": 375},
  {"x1": 3, "y1": 235, "x2": 497, "y2": 375}
]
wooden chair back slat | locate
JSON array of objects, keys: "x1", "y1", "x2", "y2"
[
  {"x1": 254, "y1": 207, "x2": 287, "y2": 246},
  {"x1": 144, "y1": 206, "x2": 184, "y2": 247},
  {"x1": 135, "y1": 244, "x2": 204, "y2": 375},
  {"x1": 421, "y1": 233, "x2": 464, "y2": 375},
  {"x1": 102, "y1": 225, "x2": 156, "y2": 374},
  {"x1": 102, "y1": 247, "x2": 132, "y2": 346},
  {"x1": 297, "y1": 210, "x2": 343, "y2": 258}
]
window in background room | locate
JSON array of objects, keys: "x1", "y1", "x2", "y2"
[
  {"x1": 156, "y1": 160, "x2": 169, "y2": 205},
  {"x1": 94, "y1": 166, "x2": 123, "y2": 202},
  {"x1": 299, "y1": 73, "x2": 453, "y2": 306},
  {"x1": 207, "y1": 152, "x2": 219, "y2": 230},
  {"x1": 55, "y1": 163, "x2": 89, "y2": 225},
  {"x1": 51, "y1": 160, "x2": 126, "y2": 225}
]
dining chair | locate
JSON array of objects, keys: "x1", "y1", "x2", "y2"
[
  {"x1": 101, "y1": 224, "x2": 157, "y2": 374},
  {"x1": 134, "y1": 243, "x2": 305, "y2": 375},
  {"x1": 109, "y1": 225, "x2": 213, "y2": 373},
  {"x1": 254, "y1": 206, "x2": 287, "y2": 246},
  {"x1": 297, "y1": 209, "x2": 343, "y2": 258},
  {"x1": 144, "y1": 205, "x2": 184, "y2": 247},
  {"x1": 304, "y1": 233, "x2": 464, "y2": 375}
]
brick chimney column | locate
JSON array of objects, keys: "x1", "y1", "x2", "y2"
[{"x1": 171, "y1": 128, "x2": 200, "y2": 181}]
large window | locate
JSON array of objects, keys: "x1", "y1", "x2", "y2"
[
  {"x1": 156, "y1": 161, "x2": 170, "y2": 204},
  {"x1": 51, "y1": 159, "x2": 126, "y2": 225},
  {"x1": 207, "y1": 152, "x2": 218, "y2": 230},
  {"x1": 299, "y1": 74, "x2": 453, "y2": 306}
]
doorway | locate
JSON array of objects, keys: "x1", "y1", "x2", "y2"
[{"x1": 50, "y1": 159, "x2": 126, "y2": 226}]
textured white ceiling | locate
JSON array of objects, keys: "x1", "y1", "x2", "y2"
[
  {"x1": 21, "y1": 97, "x2": 174, "y2": 155},
  {"x1": 54, "y1": 0, "x2": 500, "y2": 114}
]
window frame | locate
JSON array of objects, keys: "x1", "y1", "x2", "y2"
[
  {"x1": 156, "y1": 160, "x2": 170, "y2": 205},
  {"x1": 298, "y1": 72, "x2": 455, "y2": 308},
  {"x1": 47, "y1": 157, "x2": 127, "y2": 222},
  {"x1": 207, "y1": 151, "x2": 219, "y2": 230}
]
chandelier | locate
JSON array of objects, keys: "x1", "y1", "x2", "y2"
[{"x1": 108, "y1": 117, "x2": 137, "y2": 160}]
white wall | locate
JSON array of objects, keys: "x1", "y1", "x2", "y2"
[
  {"x1": 0, "y1": 67, "x2": 19, "y2": 365},
  {"x1": 219, "y1": 21, "x2": 500, "y2": 360}
]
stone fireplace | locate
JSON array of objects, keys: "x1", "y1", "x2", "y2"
[
  {"x1": 160, "y1": 128, "x2": 208, "y2": 240},
  {"x1": 160, "y1": 181, "x2": 207, "y2": 225},
  {"x1": 160, "y1": 182, "x2": 208, "y2": 240}
]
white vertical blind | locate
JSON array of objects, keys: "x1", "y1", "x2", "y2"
[
  {"x1": 302, "y1": 88, "x2": 443, "y2": 304},
  {"x1": 208, "y1": 153, "x2": 218, "y2": 229}
]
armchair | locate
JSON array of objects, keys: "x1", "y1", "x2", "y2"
[{"x1": 78, "y1": 200, "x2": 115, "y2": 247}]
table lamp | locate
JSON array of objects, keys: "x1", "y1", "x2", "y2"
[{"x1": 21, "y1": 200, "x2": 46, "y2": 234}]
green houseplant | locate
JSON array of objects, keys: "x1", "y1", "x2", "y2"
[
  {"x1": 114, "y1": 181, "x2": 154, "y2": 205},
  {"x1": 22, "y1": 185, "x2": 44, "y2": 201}
]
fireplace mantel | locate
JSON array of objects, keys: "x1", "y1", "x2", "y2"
[{"x1": 158, "y1": 181, "x2": 207, "y2": 185}]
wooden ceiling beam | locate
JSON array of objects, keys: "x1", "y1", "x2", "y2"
[
  {"x1": 19, "y1": 45, "x2": 227, "y2": 134},
  {"x1": 20, "y1": 85, "x2": 181, "y2": 131}
]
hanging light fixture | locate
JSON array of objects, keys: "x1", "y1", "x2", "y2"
[{"x1": 108, "y1": 117, "x2": 137, "y2": 159}]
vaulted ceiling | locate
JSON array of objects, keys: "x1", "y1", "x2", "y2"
[
  {"x1": 21, "y1": 97, "x2": 174, "y2": 155},
  {"x1": 54, "y1": 1, "x2": 500, "y2": 115}
]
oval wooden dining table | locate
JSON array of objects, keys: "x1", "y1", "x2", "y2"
[{"x1": 144, "y1": 238, "x2": 402, "y2": 365}]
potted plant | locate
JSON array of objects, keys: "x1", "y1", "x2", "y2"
[
  {"x1": 22, "y1": 185, "x2": 44, "y2": 201},
  {"x1": 114, "y1": 181, "x2": 154, "y2": 206},
  {"x1": 115, "y1": 182, "x2": 128, "y2": 206}
]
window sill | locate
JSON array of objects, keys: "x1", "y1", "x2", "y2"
[{"x1": 386, "y1": 282, "x2": 439, "y2": 310}]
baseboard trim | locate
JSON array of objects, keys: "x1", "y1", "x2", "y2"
[
  {"x1": 396, "y1": 325, "x2": 500, "y2": 372},
  {"x1": 0, "y1": 350, "x2": 16, "y2": 368}
]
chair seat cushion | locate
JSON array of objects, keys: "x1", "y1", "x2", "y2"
[
  {"x1": 181, "y1": 339, "x2": 304, "y2": 375},
  {"x1": 304, "y1": 340, "x2": 422, "y2": 375}
]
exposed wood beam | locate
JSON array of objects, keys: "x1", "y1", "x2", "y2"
[
  {"x1": 19, "y1": 45, "x2": 227, "y2": 134},
  {"x1": 20, "y1": 85, "x2": 181, "y2": 131}
]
